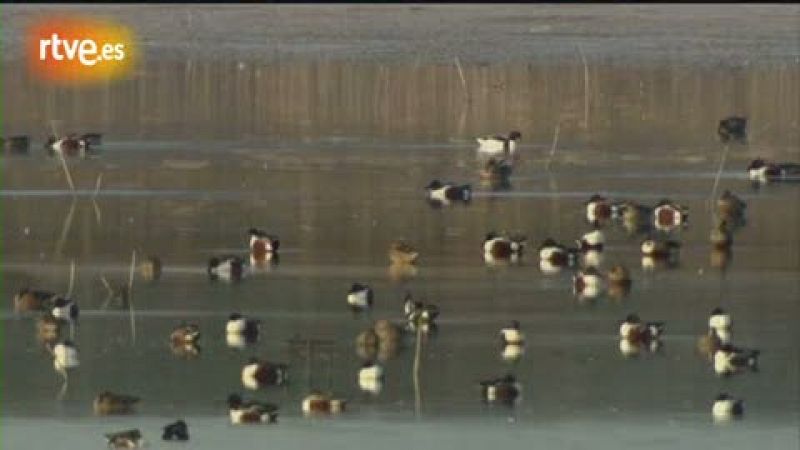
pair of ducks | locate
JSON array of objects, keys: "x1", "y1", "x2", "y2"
[
  {"x1": 228, "y1": 391, "x2": 347, "y2": 424},
  {"x1": 170, "y1": 313, "x2": 261, "y2": 355},
  {"x1": 207, "y1": 228, "x2": 280, "y2": 282},
  {"x1": 572, "y1": 265, "x2": 632, "y2": 301},
  {"x1": 698, "y1": 308, "x2": 760, "y2": 378}
]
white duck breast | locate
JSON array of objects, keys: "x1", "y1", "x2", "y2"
[
  {"x1": 476, "y1": 137, "x2": 515, "y2": 156},
  {"x1": 226, "y1": 333, "x2": 246, "y2": 349},
  {"x1": 748, "y1": 167, "x2": 768, "y2": 181},
  {"x1": 348, "y1": 289, "x2": 372, "y2": 308},
  {"x1": 501, "y1": 343, "x2": 525, "y2": 361},
  {"x1": 53, "y1": 343, "x2": 79, "y2": 370},
  {"x1": 52, "y1": 302, "x2": 76, "y2": 320},
  {"x1": 586, "y1": 203, "x2": 604, "y2": 222},
  {"x1": 539, "y1": 259, "x2": 562, "y2": 274},
  {"x1": 709, "y1": 314, "x2": 731, "y2": 331},
  {"x1": 241, "y1": 363, "x2": 260, "y2": 390},
  {"x1": 539, "y1": 246, "x2": 561, "y2": 261},
  {"x1": 212, "y1": 260, "x2": 240, "y2": 281},
  {"x1": 618, "y1": 338, "x2": 640, "y2": 357},
  {"x1": 226, "y1": 318, "x2": 247, "y2": 334},
  {"x1": 428, "y1": 187, "x2": 450, "y2": 203},
  {"x1": 581, "y1": 230, "x2": 605, "y2": 246},
  {"x1": 582, "y1": 250, "x2": 604, "y2": 268},
  {"x1": 712, "y1": 399, "x2": 741, "y2": 420},
  {"x1": 500, "y1": 328, "x2": 524, "y2": 345},
  {"x1": 713, "y1": 351, "x2": 733, "y2": 375},
  {"x1": 619, "y1": 322, "x2": 639, "y2": 339}
]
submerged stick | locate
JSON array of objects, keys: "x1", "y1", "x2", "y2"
[
  {"x1": 54, "y1": 198, "x2": 77, "y2": 257},
  {"x1": 58, "y1": 152, "x2": 76, "y2": 192},
  {"x1": 454, "y1": 56, "x2": 470, "y2": 104},
  {"x1": 545, "y1": 121, "x2": 561, "y2": 171},
  {"x1": 577, "y1": 44, "x2": 589, "y2": 130},
  {"x1": 709, "y1": 144, "x2": 730, "y2": 214},
  {"x1": 412, "y1": 325, "x2": 423, "y2": 417},
  {"x1": 92, "y1": 173, "x2": 103, "y2": 224},
  {"x1": 128, "y1": 250, "x2": 137, "y2": 344},
  {"x1": 67, "y1": 260, "x2": 76, "y2": 298}
]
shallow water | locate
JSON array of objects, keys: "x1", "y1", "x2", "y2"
[{"x1": 2, "y1": 5, "x2": 800, "y2": 450}]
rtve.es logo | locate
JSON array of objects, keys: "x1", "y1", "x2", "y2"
[{"x1": 27, "y1": 16, "x2": 138, "y2": 84}]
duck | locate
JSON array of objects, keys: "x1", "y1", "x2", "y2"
[
  {"x1": 52, "y1": 339, "x2": 79, "y2": 374},
  {"x1": 241, "y1": 358, "x2": 288, "y2": 390},
  {"x1": 712, "y1": 393, "x2": 744, "y2": 421},
  {"x1": 713, "y1": 344, "x2": 760, "y2": 376},
  {"x1": 717, "y1": 116, "x2": 747, "y2": 142},
  {"x1": 389, "y1": 240, "x2": 419, "y2": 265},
  {"x1": 347, "y1": 283, "x2": 374, "y2": 311},
  {"x1": 139, "y1": 255, "x2": 162, "y2": 282},
  {"x1": 480, "y1": 157, "x2": 513, "y2": 180},
  {"x1": 93, "y1": 391, "x2": 140, "y2": 415},
  {"x1": 710, "y1": 220, "x2": 733, "y2": 250},
  {"x1": 479, "y1": 374, "x2": 521, "y2": 405},
  {"x1": 640, "y1": 238, "x2": 681, "y2": 259},
  {"x1": 585, "y1": 194, "x2": 613, "y2": 225},
  {"x1": 538, "y1": 238, "x2": 579, "y2": 273},
  {"x1": 619, "y1": 314, "x2": 664, "y2": 343},
  {"x1": 104, "y1": 429, "x2": 144, "y2": 449},
  {"x1": 358, "y1": 361, "x2": 385, "y2": 394},
  {"x1": 747, "y1": 158, "x2": 800, "y2": 183},
  {"x1": 573, "y1": 267, "x2": 605, "y2": 299},
  {"x1": 249, "y1": 228, "x2": 280, "y2": 260},
  {"x1": 606, "y1": 265, "x2": 632, "y2": 299},
  {"x1": 577, "y1": 228, "x2": 605, "y2": 252},
  {"x1": 226, "y1": 313, "x2": 261, "y2": 339},
  {"x1": 36, "y1": 313, "x2": 63, "y2": 343},
  {"x1": 302, "y1": 391, "x2": 347, "y2": 415},
  {"x1": 51, "y1": 296, "x2": 79, "y2": 322},
  {"x1": 170, "y1": 339, "x2": 201, "y2": 359},
  {"x1": 425, "y1": 180, "x2": 472, "y2": 205},
  {"x1": 45, "y1": 134, "x2": 89, "y2": 158},
  {"x1": 403, "y1": 293, "x2": 439, "y2": 325},
  {"x1": 483, "y1": 232, "x2": 526, "y2": 263},
  {"x1": 228, "y1": 393, "x2": 278, "y2": 424},
  {"x1": 611, "y1": 201, "x2": 652, "y2": 234},
  {"x1": 207, "y1": 255, "x2": 245, "y2": 282},
  {"x1": 2, "y1": 135, "x2": 30, "y2": 154},
  {"x1": 717, "y1": 190, "x2": 746, "y2": 220},
  {"x1": 476, "y1": 131, "x2": 521, "y2": 157},
  {"x1": 499, "y1": 320, "x2": 524, "y2": 345},
  {"x1": 356, "y1": 320, "x2": 402, "y2": 362},
  {"x1": 162, "y1": 420, "x2": 189, "y2": 441},
  {"x1": 170, "y1": 323, "x2": 200, "y2": 345},
  {"x1": 14, "y1": 288, "x2": 56, "y2": 312},
  {"x1": 709, "y1": 307, "x2": 732, "y2": 332},
  {"x1": 500, "y1": 343, "x2": 525, "y2": 363},
  {"x1": 653, "y1": 199, "x2": 688, "y2": 231}
]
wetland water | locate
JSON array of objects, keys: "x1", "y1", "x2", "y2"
[{"x1": 2, "y1": 5, "x2": 799, "y2": 450}]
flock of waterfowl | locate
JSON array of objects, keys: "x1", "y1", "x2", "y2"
[{"x1": 5, "y1": 114, "x2": 800, "y2": 448}]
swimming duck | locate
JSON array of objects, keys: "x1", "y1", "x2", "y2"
[
  {"x1": 248, "y1": 228, "x2": 280, "y2": 259},
  {"x1": 138, "y1": 256, "x2": 162, "y2": 282},
  {"x1": 170, "y1": 323, "x2": 200, "y2": 345},
  {"x1": 483, "y1": 232, "x2": 526, "y2": 263},
  {"x1": 480, "y1": 157, "x2": 513, "y2": 181},
  {"x1": 573, "y1": 267, "x2": 605, "y2": 299},
  {"x1": 611, "y1": 201, "x2": 652, "y2": 234},
  {"x1": 14, "y1": 288, "x2": 56, "y2": 312},
  {"x1": 479, "y1": 374, "x2": 521, "y2": 405},
  {"x1": 538, "y1": 238, "x2": 579, "y2": 273},
  {"x1": 162, "y1": 420, "x2": 189, "y2": 441},
  {"x1": 403, "y1": 293, "x2": 439, "y2": 325},
  {"x1": 389, "y1": 240, "x2": 419, "y2": 265},
  {"x1": 653, "y1": 199, "x2": 688, "y2": 231},
  {"x1": 710, "y1": 220, "x2": 733, "y2": 250},
  {"x1": 747, "y1": 158, "x2": 800, "y2": 183},
  {"x1": 51, "y1": 296, "x2": 79, "y2": 322},
  {"x1": 585, "y1": 194, "x2": 613, "y2": 225},
  {"x1": 577, "y1": 229, "x2": 605, "y2": 252},
  {"x1": 425, "y1": 180, "x2": 472, "y2": 205},
  {"x1": 302, "y1": 392, "x2": 347, "y2": 415},
  {"x1": 347, "y1": 283, "x2": 374, "y2": 311},
  {"x1": 226, "y1": 313, "x2": 260, "y2": 339},
  {"x1": 499, "y1": 320, "x2": 524, "y2": 345},
  {"x1": 2, "y1": 135, "x2": 30, "y2": 154},
  {"x1": 52, "y1": 339, "x2": 79, "y2": 374},
  {"x1": 104, "y1": 429, "x2": 144, "y2": 449},
  {"x1": 640, "y1": 238, "x2": 680, "y2": 259},
  {"x1": 709, "y1": 307, "x2": 732, "y2": 332},
  {"x1": 207, "y1": 255, "x2": 245, "y2": 282},
  {"x1": 713, "y1": 344, "x2": 760, "y2": 376},
  {"x1": 241, "y1": 358, "x2": 288, "y2": 390},
  {"x1": 358, "y1": 361, "x2": 385, "y2": 394},
  {"x1": 619, "y1": 314, "x2": 664, "y2": 343},
  {"x1": 606, "y1": 265, "x2": 632, "y2": 299},
  {"x1": 45, "y1": 134, "x2": 89, "y2": 158},
  {"x1": 717, "y1": 190, "x2": 746, "y2": 221},
  {"x1": 93, "y1": 391, "x2": 140, "y2": 415},
  {"x1": 717, "y1": 116, "x2": 747, "y2": 143},
  {"x1": 712, "y1": 393, "x2": 744, "y2": 421},
  {"x1": 227, "y1": 393, "x2": 278, "y2": 424},
  {"x1": 476, "y1": 131, "x2": 521, "y2": 157}
]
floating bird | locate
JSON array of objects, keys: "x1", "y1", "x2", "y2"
[
  {"x1": 36, "y1": 313, "x2": 63, "y2": 344},
  {"x1": 358, "y1": 361, "x2": 385, "y2": 394},
  {"x1": 52, "y1": 339, "x2": 79, "y2": 375},
  {"x1": 483, "y1": 232, "x2": 526, "y2": 264},
  {"x1": 499, "y1": 320, "x2": 524, "y2": 345},
  {"x1": 45, "y1": 134, "x2": 90, "y2": 158},
  {"x1": 717, "y1": 116, "x2": 747, "y2": 143},
  {"x1": 585, "y1": 194, "x2": 613, "y2": 225},
  {"x1": 476, "y1": 131, "x2": 521, "y2": 157},
  {"x1": 577, "y1": 229, "x2": 605, "y2": 252},
  {"x1": 709, "y1": 307, "x2": 732, "y2": 332},
  {"x1": 249, "y1": 228, "x2": 280, "y2": 260},
  {"x1": 226, "y1": 313, "x2": 260, "y2": 339},
  {"x1": 347, "y1": 283, "x2": 374, "y2": 311},
  {"x1": 619, "y1": 314, "x2": 664, "y2": 343},
  {"x1": 207, "y1": 255, "x2": 245, "y2": 282},
  {"x1": 228, "y1": 394, "x2": 278, "y2": 424},
  {"x1": 480, "y1": 157, "x2": 513, "y2": 181},
  {"x1": 2, "y1": 135, "x2": 30, "y2": 155},
  {"x1": 104, "y1": 429, "x2": 144, "y2": 449},
  {"x1": 713, "y1": 344, "x2": 760, "y2": 376},
  {"x1": 747, "y1": 158, "x2": 800, "y2": 183},
  {"x1": 14, "y1": 288, "x2": 56, "y2": 312},
  {"x1": 712, "y1": 393, "x2": 744, "y2": 421},
  {"x1": 162, "y1": 420, "x2": 189, "y2": 441},
  {"x1": 51, "y1": 296, "x2": 79, "y2": 322},
  {"x1": 425, "y1": 180, "x2": 472, "y2": 206},
  {"x1": 170, "y1": 323, "x2": 200, "y2": 345},
  {"x1": 641, "y1": 238, "x2": 681, "y2": 260},
  {"x1": 538, "y1": 238, "x2": 579, "y2": 273},
  {"x1": 573, "y1": 267, "x2": 605, "y2": 299},
  {"x1": 403, "y1": 293, "x2": 439, "y2": 326},
  {"x1": 139, "y1": 256, "x2": 162, "y2": 282},
  {"x1": 653, "y1": 199, "x2": 688, "y2": 231},
  {"x1": 241, "y1": 358, "x2": 288, "y2": 390},
  {"x1": 93, "y1": 391, "x2": 140, "y2": 415},
  {"x1": 389, "y1": 240, "x2": 419, "y2": 265},
  {"x1": 302, "y1": 392, "x2": 347, "y2": 415},
  {"x1": 480, "y1": 374, "x2": 521, "y2": 405},
  {"x1": 612, "y1": 201, "x2": 652, "y2": 235},
  {"x1": 717, "y1": 190, "x2": 746, "y2": 221},
  {"x1": 606, "y1": 265, "x2": 632, "y2": 299}
]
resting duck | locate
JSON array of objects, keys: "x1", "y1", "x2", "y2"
[
  {"x1": 483, "y1": 232, "x2": 526, "y2": 263},
  {"x1": 170, "y1": 323, "x2": 200, "y2": 345},
  {"x1": 347, "y1": 283, "x2": 374, "y2": 311},
  {"x1": 358, "y1": 361, "x2": 385, "y2": 394},
  {"x1": 52, "y1": 339, "x2": 79, "y2": 374},
  {"x1": 538, "y1": 238, "x2": 579, "y2": 273},
  {"x1": 228, "y1": 394, "x2": 278, "y2": 424},
  {"x1": 248, "y1": 228, "x2": 279, "y2": 260},
  {"x1": 241, "y1": 358, "x2": 288, "y2": 390},
  {"x1": 712, "y1": 393, "x2": 744, "y2": 421},
  {"x1": 162, "y1": 420, "x2": 189, "y2": 441},
  {"x1": 606, "y1": 265, "x2": 632, "y2": 299},
  {"x1": 389, "y1": 240, "x2": 419, "y2": 265},
  {"x1": 641, "y1": 238, "x2": 681, "y2": 259},
  {"x1": 3, "y1": 135, "x2": 30, "y2": 154},
  {"x1": 403, "y1": 293, "x2": 439, "y2": 326},
  {"x1": 476, "y1": 131, "x2": 521, "y2": 157},
  {"x1": 207, "y1": 256, "x2": 246, "y2": 282},
  {"x1": 717, "y1": 116, "x2": 747, "y2": 142},
  {"x1": 104, "y1": 429, "x2": 144, "y2": 449},
  {"x1": 612, "y1": 201, "x2": 652, "y2": 235},
  {"x1": 45, "y1": 134, "x2": 90, "y2": 158},
  {"x1": 93, "y1": 391, "x2": 140, "y2": 415},
  {"x1": 425, "y1": 180, "x2": 472, "y2": 205},
  {"x1": 226, "y1": 313, "x2": 261, "y2": 347},
  {"x1": 619, "y1": 314, "x2": 664, "y2": 344},
  {"x1": 653, "y1": 199, "x2": 688, "y2": 231},
  {"x1": 51, "y1": 296, "x2": 79, "y2": 322},
  {"x1": 713, "y1": 344, "x2": 759, "y2": 377},
  {"x1": 302, "y1": 392, "x2": 347, "y2": 415},
  {"x1": 499, "y1": 320, "x2": 524, "y2": 345},
  {"x1": 14, "y1": 288, "x2": 56, "y2": 312},
  {"x1": 573, "y1": 267, "x2": 605, "y2": 299},
  {"x1": 139, "y1": 256, "x2": 163, "y2": 282},
  {"x1": 747, "y1": 158, "x2": 800, "y2": 183},
  {"x1": 585, "y1": 194, "x2": 613, "y2": 225},
  {"x1": 480, "y1": 374, "x2": 521, "y2": 405},
  {"x1": 577, "y1": 229, "x2": 604, "y2": 252},
  {"x1": 717, "y1": 190, "x2": 746, "y2": 220}
]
